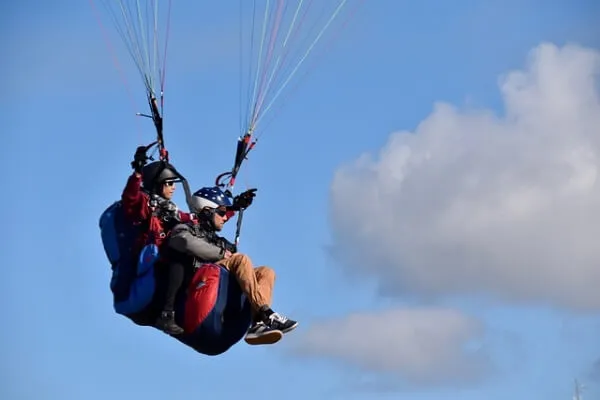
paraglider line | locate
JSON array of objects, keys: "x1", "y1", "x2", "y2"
[
  {"x1": 248, "y1": 0, "x2": 272, "y2": 130},
  {"x1": 244, "y1": 0, "x2": 258, "y2": 132},
  {"x1": 255, "y1": 0, "x2": 349, "y2": 129},
  {"x1": 249, "y1": 0, "x2": 316, "y2": 131},
  {"x1": 256, "y1": 0, "x2": 364, "y2": 139},
  {"x1": 250, "y1": 0, "x2": 285, "y2": 128},
  {"x1": 160, "y1": 0, "x2": 172, "y2": 111},
  {"x1": 89, "y1": 0, "x2": 142, "y2": 141},
  {"x1": 252, "y1": 0, "x2": 312, "y2": 123}
]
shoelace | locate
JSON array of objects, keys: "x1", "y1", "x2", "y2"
[{"x1": 269, "y1": 312, "x2": 288, "y2": 323}]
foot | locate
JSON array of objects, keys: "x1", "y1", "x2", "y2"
[
  {"x1": 155, "y1": 311, "x2": 184, "y2": 335},
  {"x1": 244, "y1": 321, "x2": 283, "y2": 345},
  {"x1": 266, "y1": 312, "x2": 298, "y2": 334}
]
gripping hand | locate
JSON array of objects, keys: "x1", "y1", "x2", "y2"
[
  {"x1": 131, "y1": 146, "x2": 149, "y2": 172},
  {"x1": 232, "y1": 188, "x2": 257, "y2": 210}
]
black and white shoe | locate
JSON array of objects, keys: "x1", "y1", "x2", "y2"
[
  {"x1": 267, "y1": 312, "x2": 298, "y2": 334},
  {"x1": 244, "y1": 321, "x2": 283, "y2": 345}
]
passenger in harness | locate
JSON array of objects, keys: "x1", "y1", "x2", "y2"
[
  {"x1": 123, "y1": 146, "x2": 196, "y2": 334},
  {"x1": 166, "y1": 185, "x2": 298, "y2": 345}
]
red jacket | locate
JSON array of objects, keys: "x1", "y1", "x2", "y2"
[{"x1": 121, "y1": 172, "x2": 194, "y2": 251}]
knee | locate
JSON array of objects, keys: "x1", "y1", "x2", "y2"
[
  {"x1": 256, "y1": 266, "x2": 276, "y2": 282},
  {"x1": 231, "y1": 253, "x2": 251, "y2": 265}
]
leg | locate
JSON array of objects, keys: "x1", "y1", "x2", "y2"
[
  {"x1": 254, "y1": 266, "x2": 275, "y2": 307},
  {"x1": 154, "y1": 261, "x2": 185, "y2": 335},
  {"x1": 218, "y1": 254, "x2": 273, "y2": 312},
  {"x1": 219, "y1": 254, "x2": 298, "y2": 342}
]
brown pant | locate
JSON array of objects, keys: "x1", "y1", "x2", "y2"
[{"x1": 217, "y1": 253, "x2": 275, "y2": 313}]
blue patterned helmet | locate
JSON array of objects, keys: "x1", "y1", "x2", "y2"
[{"x1": 190, "y1": 186, "x2": 233, "y2": 212}]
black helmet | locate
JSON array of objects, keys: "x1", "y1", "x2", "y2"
[{"x1": 141, "y1": 161, "x2": 179, "y2": 194}]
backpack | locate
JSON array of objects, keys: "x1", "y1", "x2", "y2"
[
  {"x1": 99, "y1": 201, "x2": 158, "y2": 315},
  {"x1": 99, "y1": 201, "x2": 139, "y2": 269}
]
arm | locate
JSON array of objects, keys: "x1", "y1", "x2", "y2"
[
  {"x1": 168, "y1": 224, "x2": 225, "y2": 262},
  {"x1": 121, "y1": 172, "x2": 150, "y2": 221},
  {"x1": 216, "y1": 235, "x2": 237, "y2": 253}
]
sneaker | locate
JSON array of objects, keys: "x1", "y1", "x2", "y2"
[
  {"x1": 155, "y1": 311, "x2": 184, "y2": 335},
  {"x1": 244, "y1": 321, "x2": 283, "y2": 345},
  {"x1": 267, "y1": 312, "x2": 298, "y2": 334}
]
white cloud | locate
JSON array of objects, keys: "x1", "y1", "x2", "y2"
[
  {"x1": 290, "y1": 308, "x2": 490, "y2": 385},
  {"x1": 329, "y1": 42, "x2": 600, "y2": 310}
]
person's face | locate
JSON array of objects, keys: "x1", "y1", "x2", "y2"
[
  {"x1": 212, "y1": 206, "x2": 232, "y2": 231},
  {"x1": 161, "y1": 180, "x2": 176, "y2": 199}
]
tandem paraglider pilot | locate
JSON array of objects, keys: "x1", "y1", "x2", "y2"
[{"x1": 100, "y1": 145, "x2": 195, "y2": 333}]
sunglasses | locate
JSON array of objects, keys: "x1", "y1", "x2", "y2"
[
  {"x1": 163, "y1": 180, "x2": 176, "y2": 187},
  {"x1": 215, "y1": 208, "x2": 236, "y2": 219}
]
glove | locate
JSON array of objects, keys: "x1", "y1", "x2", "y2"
[
  {"x1": 131, "y1": 146, "x2": 149, "y2": 172},
  {"x1": 232, "y1": 188, "x2": 257, "y2": 210}
]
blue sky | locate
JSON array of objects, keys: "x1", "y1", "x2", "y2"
[{"x1": 2, "y1": 1, "x2": 600, "y2": 399}]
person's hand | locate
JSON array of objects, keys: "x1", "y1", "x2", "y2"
[
  {"x1": 233, "y1": 188, "x2": 257, "y2": 210},
  {"x1": 131, "y1": 146, "x2": 149, "y2": 172}
]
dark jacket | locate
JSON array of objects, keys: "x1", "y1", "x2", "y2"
[{"x1": 167, "y1": 218, "x2": 236, "y2": 267}]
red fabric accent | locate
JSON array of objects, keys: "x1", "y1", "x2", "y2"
[
  {"x1": 183, "y1": 264, "x2": 221, "y2": 333},
  {"x1": 147, "y1": 216, "x2": 165, "y2": 246},
  {"x1": 160, "y1": 148, "x2": 169, "y2": 161},
  {"x1": 120, "y1": 171, "x2": 193, "y2": 252},
  {"x1": 179, "y1": 211, "x2": 194, "y2": 223},
  {"x1": 121, "y1": 173, "x2": 151, "y2": 222}
]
